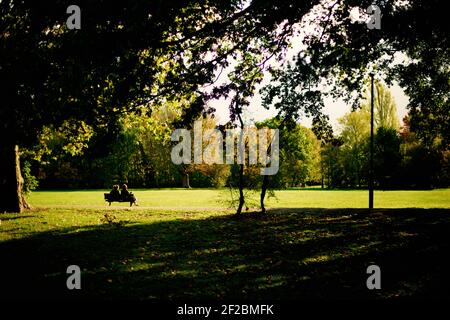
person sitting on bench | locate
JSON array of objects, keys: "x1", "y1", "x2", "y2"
[
  {"x1": 109, "y1": 185, "x2": 121, "y2": 201},
  {"x1": 121, "y1": 184, "x2": 137, "y2": 204}
]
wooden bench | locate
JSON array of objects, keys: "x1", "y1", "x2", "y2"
[{"x1": 104, "y1": 193, "x2": 137, "y2": 207}]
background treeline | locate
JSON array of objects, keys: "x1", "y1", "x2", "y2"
[
  {"x1": 23, "y1": 82, "x2": 449, "y2": 191},
  {"x1": 322, "y1": 82, "x2": 450, "y2": 189}
]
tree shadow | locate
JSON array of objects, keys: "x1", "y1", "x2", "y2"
[{"x1": 1, "y1": 208, "x2": 450, "y2": 300}]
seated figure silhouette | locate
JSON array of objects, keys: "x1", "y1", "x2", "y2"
[
  {"x1": 109, "y1": 185, "x2": 121, "y2": 201},
  {"x1": 121, "y1": 184, "x2": 137, "y2": 205}
]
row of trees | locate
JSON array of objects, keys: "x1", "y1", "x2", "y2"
[
  {"x1": 24, "y1": 112, "x2": 321, "y2": 190},
  {"x1": 24, "y1": 81, "x2": 449, "y2": 193},
  {"x1": 322, "y1": 117, "x2": 450, "y2": 190},
  {"x1": 322, "y1": 82, "x2": 449, "y2": 189}
]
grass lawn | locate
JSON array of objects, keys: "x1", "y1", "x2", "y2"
[
  {"x1": 27, "y1": 188, "x2": 450, "y2": 209},
  {"x1": 1, "y1": 189, "x2": 450, "y2": 300}
]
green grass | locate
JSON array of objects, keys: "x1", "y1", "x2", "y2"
[
  {"x1": 27, "y1": 188, "x2": 450, "y2": 208},
  {"x1": 1, "y1": 207, "x2": 450, "y2": 299},
  {"x1": 1, "y1": 188, "x2": 450, "y2": 300}
]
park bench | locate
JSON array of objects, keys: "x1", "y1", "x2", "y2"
[{"x1": 104, "y1": 193, "x2": 137, "y2": 207}]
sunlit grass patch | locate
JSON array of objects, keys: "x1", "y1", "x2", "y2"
[{"x1": 26, "y1": 188, "x2": 450, "y2": 209}]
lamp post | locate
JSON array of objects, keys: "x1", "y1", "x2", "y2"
[{"x1": 369, "y1": 72, "x2": 375, "y2": 209}]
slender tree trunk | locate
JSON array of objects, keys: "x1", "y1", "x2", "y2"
[
  {"x1": 236, "y1": 113, "x2": 245, "y2": 216},
  {"x1": 0, "y1": 144, "x2": 31, "y2": 213},
  {"x1": 182, "y1": 173, "x2": 191, "y2": 188},
  {"x1": 179, "y1": 164, "x2": 191, "y2": 188},
  {"x1": 260, "y1": 126, "x2": 275, "y2": 214},
  {"x1": 236, "y1": 163, "x2": 244, "y2": 216},
  {"x1": 260, "y1": 174, "x2": 268, "y2": 214}
]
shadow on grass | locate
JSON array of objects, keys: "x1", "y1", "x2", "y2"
[{"x1": 1, "y1": 208, "x2": 450, "y2": 300}]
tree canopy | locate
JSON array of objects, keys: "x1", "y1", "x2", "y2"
[{"x1": 1, "y1": 0, "x2": 448, "y2": 212}]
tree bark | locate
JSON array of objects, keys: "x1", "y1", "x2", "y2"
[
  {"x1": 236, "y1": 113, "x2": 245, "y2": 216},
  {"x1": 182, "y1": 173, "x2": 191, "y2": 188},
  {"x1": 260, "y1": 174, "x2": 268, "y2": 214},
  {"x1": 0, "y1": 144, "x2": 31, "y2": 213},
  {"x1": 260, "y1": 127, "x2": 274, "y2": 214},
  {"x1": 236, "y1": 163, "x2": 244, "y2": 216},
  {"x1": 179, "y1": 164, "x2": 191, "y2": 188}
]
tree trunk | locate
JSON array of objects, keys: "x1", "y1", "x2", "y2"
[
  {"x1": 260, "y1": 174, "x2": 268, "y2": 214},
  {"x1": 182, "y1": 173, "x2": 191, "y2": 188},
  {"x1": 236, "y1": 163, "x2": 244, "y2": 216},
  {"x1": 236, "y1": 112, "x2": 245, "y2": 216},
  {"x1": 0, "y1": 144, "x2": 31, "y2": 213},
  {"x1": 259, "y1": 125, "x2": 274, "y2": 214}
]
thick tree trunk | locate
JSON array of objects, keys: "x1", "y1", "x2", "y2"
[{"x1": 0, "y1": 144, "x2": 31, "y2": 213}]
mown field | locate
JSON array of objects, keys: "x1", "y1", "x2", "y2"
[
  {"x1": 1, "y1": 189, "x2": 450, "y2": 300},
  {"x1": 26, "y1": 188, "x2": 450, "y2": 209}
]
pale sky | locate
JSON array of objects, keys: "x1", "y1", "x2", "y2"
[{"x1": 210, "y1": 80, "x2": 409, "y2": 133}]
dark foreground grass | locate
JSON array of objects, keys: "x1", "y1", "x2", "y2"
[{"x1": 1, "y1": 208, "x2": 450, "y2": 300}]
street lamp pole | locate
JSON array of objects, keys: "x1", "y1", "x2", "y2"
[{"x1": 369, "y1": 73, "x2": 375, "y2": 209}]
